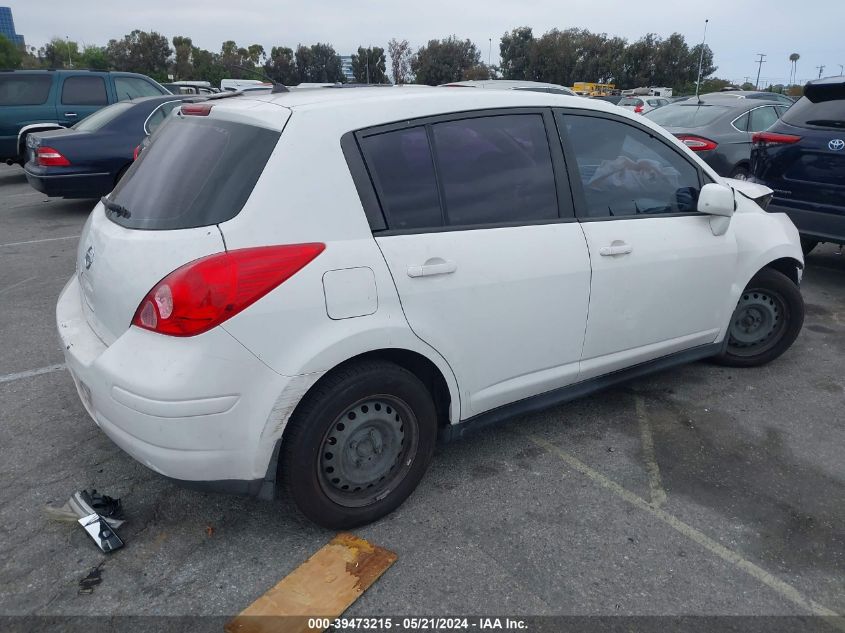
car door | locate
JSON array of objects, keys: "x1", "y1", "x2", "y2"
[
  {"x1": 358, "y1": 110, "x2": 592, "y2": 418},
  {"x1": 557, "y1": 111, "x2": 738, "y2": 379},
  {"x1": 57, "y1": 75, "x2": 109, "y2": 126}
]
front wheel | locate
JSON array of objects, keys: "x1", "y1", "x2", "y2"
[
  {"x1": 279, "y1": 360, "x2": 437, "y2": 529},
  {"x1": 713, "y1": 268, "x2": 804, "y2": 367}
]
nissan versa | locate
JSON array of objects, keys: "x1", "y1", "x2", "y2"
[{"x1": 57, "y1": 88, "x2": 805, "y2": 528}]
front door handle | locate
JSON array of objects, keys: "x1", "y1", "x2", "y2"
[
  {"x1": 599, "y1": 241, "x2": 633, "y2": 256},
  {"x1": 64, "y1": 112, "x2": 78, "y2": 118},
  {"x1": 407, "y1": 258, "x2": 457, "y2": 278}
]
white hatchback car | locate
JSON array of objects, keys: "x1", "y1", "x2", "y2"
[{"x1": 57, "y1": 88, "x2": 805, "y2": 528}]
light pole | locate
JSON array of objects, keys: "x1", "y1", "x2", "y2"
[
  {"x1": 695, "y1": 19, "x2": 709, "y2": 100},
  {"x1": 488, "y1": 38, "x2": 492, "y2": 68},
  {"x1": 66, "y1": 35, "x2": 72, "y2": 68}
]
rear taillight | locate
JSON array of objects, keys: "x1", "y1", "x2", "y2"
[
  {"x1": 132, "y1": 244, "x2": 325, "y2": 337},
  {"x1": 752, "y1": 132, "x2": 802, "y2": 146},
  {"x1": 181, "y1": 103, "x2": 213, "y2": 116},
  {"x1": 36, "y1": 146, "x2": 71, "y2": 167},
  {"x1": 675, "y1": 135, "x2": 718, "y2": 152},
  {"x1": 634, "y1": 104, "x2": 644, "y2": 114},
  {"x1": 133, "y1": 145, "x2": 141, "y2": 160}
]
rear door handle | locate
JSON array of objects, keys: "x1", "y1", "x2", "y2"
[
  {"x1": 64, "y1": 112, "x2": 78, "y2": 118},
  {"x1": 598, "y1": 242, "x2": 633, "y2": 256},
  {"x1": 407, "y1": 258, "x2": 457, "y2": 278}
]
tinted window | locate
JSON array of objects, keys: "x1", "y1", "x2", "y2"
[
  {"x1": 562, "y1": 115, "x2": 701, "y2": 218},
  {"x1": 114, "y1": 77, "x2": 165, "y2": 101},
  {"x1": 431, "y1": 115, "x2": 558, "y2": 226},
  {"x1": 0, "y1": 75, "x2": 52, "y2": 105},
  {"x1": 782, "y1": 95, "x2": 845, "y2": 130},
  {"x1": 619, "y1": 98, "x2": 644, "y2": 107},
  {"x1": 732, "y1": 112, "x2": 750, "y2": 131},
  {"x1": 360, "y1": 127, "x2": 442, "y2": 230},
  {"x1": 72, "y1": 102, "x2": 132, "y2": 131},
  {"x1": 61, "y1": 76, "x2": 108, "y2": 105},
  {"x1": 108, "y1": 116, "x2": 280, "y2": 230},
  {"x1": 646, "y1": 104, "x2": 731, "y2": 127},
  {"x1": 748, "y1": 106, "x2": 779, "y2": 132},
  {"x1": 145, "y1": 100, "x2": 181, "y2": 134}
]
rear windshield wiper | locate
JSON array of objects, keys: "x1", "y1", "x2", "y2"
[
  {"x1": 805, "y1": 120, "x2": 845, "y2": 129},
  {"x1": 100, "y1": 197, "x2": 131, "y2": 218}
]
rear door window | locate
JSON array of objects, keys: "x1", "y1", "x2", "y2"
[
  {"x1": 108, "y1": 116, "x2": 280, "y2": 230},
  {"x1": 114, "y1": 77, "x2": 165, "y2": 100},
  {"x1": 360, "y1": 127, "x2": 442, "y2": 231},
  {"x1": 561, "y1": 114, "x2": 701, "y2": 218},
  {"x1": 748, "y1": 106, "x2": 779, "y2": 132},
  {"x1": 61, "y1": 76, "x2": 108, "y2": 105},
  {"x1": 430, "y1": 114, "x2": 558, "y2": 226},
  {"x1": 0, "y1": 75, "x2": 52, "y2": 105}
]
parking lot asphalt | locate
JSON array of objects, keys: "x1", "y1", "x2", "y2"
[{"x1": 0, "y1": 163, "x2": 843, "y2": 622}]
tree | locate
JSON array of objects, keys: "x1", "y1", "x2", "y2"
[
  {"x1": 172, "y1": 36, "x2": 193, "y2": 79},
  {"x1": 191, "y1": 46, "x2": 225, "y2": 86},
  {"x1": 40, "y1": 38, "x2": 79, "y2": 69},
  {"x1": 387, "y1": 38, "x2": 412, "y2": 84},
  {"x1": 106, "y1": 30, "x2": 171, "y2": 81},
  {"x1": 265, "y1": 46, "x2": 297, "y2": 85},
  {"x1": 0, "y1": 34, "x2": 21, "y2": 69},
  {"x1": 462, "y1": 64, "x2": 492, "y2": 80},
  {"x1": 351, "y1": 46, "x2": 387, "y2": 83},
  {"x1": 295, "y1": 43, "x2": 343, "y2": 83},
  {"x1": 412, "y1": 36, "x2": 481, "y2": 85},
  {"x1": 499, "y1": 26, "x2": 533, "y2": 80},
  {"x1": 789, "y1": 52, "x2": 800, "y2": 86},
  {"x1": 79, "y1": 45, "x2": 109, "y2": 70}
]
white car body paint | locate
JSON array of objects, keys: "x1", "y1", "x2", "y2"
[{"x1": 57, "y1": 87, "x2": 803, "y2": 489}]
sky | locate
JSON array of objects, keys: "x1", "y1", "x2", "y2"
[{"x1": 7, "y1": 0, "x2": 845, "y2": 86}]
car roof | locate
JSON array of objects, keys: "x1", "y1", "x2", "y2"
[
  {"x1": 442, "y1": 79, "x2": 574, "y2": 91},
  {"x1": 701, "y1": 91, "x2": 785, "y2": 100}
]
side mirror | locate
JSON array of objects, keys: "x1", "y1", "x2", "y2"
[{"x1": 697, "y1": 183, "x2": 735, "y2": 217}]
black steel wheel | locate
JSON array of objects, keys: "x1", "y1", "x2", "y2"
[
  {"x1": 714, "y1": 268, "x2": 804, "y2": 367},
  {"x1": 280, "y1": 360, "x2": 437, "y2": 529}
]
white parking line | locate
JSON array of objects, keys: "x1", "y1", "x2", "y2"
[
  {"x1": 528, "y1": 434, "x2": 842, "y2": 622},
  {"x1": 0, "y1": 276, "x2": 37, "y2": 295},
  {"x1": 635, "y1": 396, "x2": 667, "y2": 507},
  {"x1": 0, "y1": 364, "x2": 66, "y2": 384},
  {"x1": 0, "y1": 235, "x2": 80, "y2": 248}
]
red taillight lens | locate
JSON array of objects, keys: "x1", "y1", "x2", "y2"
[
  {"x1": 133, "y1": 145, "x2": 141, "y2": 160},
  {"x1": 36, "y1": 146, "x2": 71, "y2": 166},
  {"x1": 676, "y1": 135, "x2": 719, "y2": 152},
  {"x1": 634, "y1": 104, "x2": 644, "y2": 113},
  {"x1": 132, "y1": 244, "x2": 325, "y2": 337},
  {"x1": 181, "y1": 103, "x2": 213, "y2": 116},
  {"x1": 752, "y1": 132, "x2": 802, "y2": 146}
]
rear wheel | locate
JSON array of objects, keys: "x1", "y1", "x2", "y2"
[
  {"x1": 713, "y1": 268, "x2": 804, "y2": 367},
  {"x1": 729, "y1": 165, "x2": 751, "y2": 180},
  {"x1": 280, "y1": 360, "x2": 437, "y2": 529}
]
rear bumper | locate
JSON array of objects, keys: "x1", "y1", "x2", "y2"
[
  {"x1": 24, "y1": 163, "x2": 113, "y2": 198},
  {"x1": 56, "y1": 274, "x2": 304, "y2": 489},
  {"x1": 769, "y1": 202, "x2": 845, "y2": 245}
]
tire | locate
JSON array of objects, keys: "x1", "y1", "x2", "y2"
[
  {"x1": 713, "y1": 268, "x2": 804, "y2": 368},
  {"x1": 729, "y1": 165, "x2": 751, "y2": 181},
  {"x1": 800, "y1": 238, "x2": 818, "y2": 256},
  {"x1": 279, "y1": 360, "x2": 437, "y2": 529}
]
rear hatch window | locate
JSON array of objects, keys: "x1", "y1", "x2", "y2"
[
  {"x1": 0, "y1": 75, "x2": 52, "y2": 105},
  {"x1": 108, "y1": 114, "x2": 281, "y2": 230},
  {"x1": 782, "y1": 86, "x2": 845, "y2": 130},
  {"x1": 645, "y1": 104, "x2": 730, "y2": 127},
  {"x1": 618, "y1": 98, "x2": 643, "y2": 107}
]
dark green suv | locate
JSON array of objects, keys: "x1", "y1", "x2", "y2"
[{"x1": 1, "y1": 70, "x2": 170, "y2": 164}]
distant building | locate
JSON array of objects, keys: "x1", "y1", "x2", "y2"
[
  {"x1": 340, "y1": 55, "x2": 354, "y2": 83},
  {"x1": 0, "y1": 6, "x2": 24, "y2": 48}
]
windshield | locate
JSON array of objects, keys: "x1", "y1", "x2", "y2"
[
  {"x1": 645, "y1": 104, "x2": 730, "y2": 127},
  {"x1": 72, "y1": 102, "x2": 134, "y2": 132},
  {"x1": 108, "y1": 115, "x2": 280, "y2": 230}
]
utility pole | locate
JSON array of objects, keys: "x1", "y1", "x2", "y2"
[
  {"x1": 488, "y1": 38, "x2": 492, "y2": 68},
  {"x1": 695, "y1": 19, "x2": 709, "y2": 100},
  {"x1": 839, "y1": 64, "x2": 844, "y2": 76},
  {"x1": 66, "y1": 35, "x2": 72, "y2": 68},
  {"x1": 815, "y1": 65, "x2": 825, "y2": 78},
  {"x1": 754, "y1": 53, "x2": 766, "y2": 90}
]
